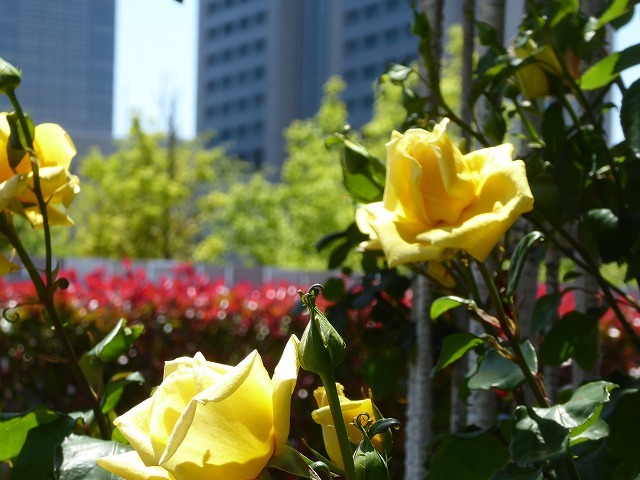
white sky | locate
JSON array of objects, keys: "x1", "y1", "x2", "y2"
[
  {"x1": 112, "y1": 1, "x2": 638, "y2": 141},
  {"x1": 113, "y1": 0, "x2": 198, "y2": 139}
]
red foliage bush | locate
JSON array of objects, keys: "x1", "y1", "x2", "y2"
[{"x1": 0, "y1": 262, "x2": 406, "y2": 470}]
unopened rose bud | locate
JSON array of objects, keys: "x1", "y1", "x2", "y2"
[{"x1": 0, "y1": 58, "x2": 21, "y2": 94}]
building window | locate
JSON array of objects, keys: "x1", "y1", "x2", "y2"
[
  {"x1": 345, "y1": 39, "x2": 358, "y2": 54},
  {"x1": 385, "y1": 0, "x2": 399, "y2": 11},
  {"x1": 254, "y1": 65, "x2": 265, "y2": 80},
  {"x1": 240, "y1": 16, "x2": 249, "y2": 29},
  {"x1": 364, "y1": 3, "x2": 379, "y2": 18},
  {"x1": 361, "y1": 94, "x2": 374, "y2": 109},
  {"x1": 207, "y1": 2, "x2": 218, "y2": 14},
  {"x1": 237, "y1": 97, "x2": 247, "y2": 110},
  {"x1": 255, "y1": 38, "x2": 266, "y2": 52},
  {"x1": 345, "y1": 9, "x2": 359, "y2": 24},
  {"x1": 343, "y1": 68, "x2": 358, "y2": 83},
  {"x1": 385, "y1": 27, "x2": 399, "y2": 43},
  {"x1": 363, "y1": 64, "x2": 377, "y2": 78},
  {"x1": 254, "y1": 93, "x2": 264, "y2": 107},
  {"x1": 207, "y1": 27, "x2": 218, "y2": 39},
  {"x1": 364, "y1": 34, "x2": 377, "y2": 48},
  {"x1": 223, "y1": 22, "x2": 233, "y2": 34},
  {"x1": 256, "y1": 10, "x2": 267, "y2": 24}
]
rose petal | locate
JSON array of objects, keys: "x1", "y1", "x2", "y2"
[
  {"x1": 33, "y1": 123, "x2": 76, "y2": 169},
  {"x1": 114, "y1": 398, "x2": 167, "y2": 465},
  {"x1": 163, "y1": 352, "x2": 231, "y2": 381},
  {"x1": 271, "y1": 335, "x2": 299, "y2": 455},
  {"x1": 97, "y1": 451, "x2": 175, "y2": 480},
  {"x1": 160, "y1": 350, "x2": 275, "y2": 480}
]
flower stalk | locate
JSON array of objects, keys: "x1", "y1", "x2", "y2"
[
  {"x1": 0, "y1": 212, "x2": 111, "y2": 439},
  {"x1": 318, "y1": 371, "x2": 358, "y2": 480}
]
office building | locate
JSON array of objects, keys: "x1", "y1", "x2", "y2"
[
  {"x1": 196, "y1": 0, "x2": 418, "y2": 170},
  {"x1": 0, "y1": 0, "x2": 115, "y2": 156},
  {"x1": 196, "y1": 0, "x2": 527, "y2": 171}
]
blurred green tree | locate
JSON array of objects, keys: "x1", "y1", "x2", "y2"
[{"x1": 67, "y1": 118, "x2": 241, "y2": 260}]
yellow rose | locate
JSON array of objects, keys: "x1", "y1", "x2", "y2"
[
  {"x1": 0, "y1": 113, "x2": 31, "y2": 182},
  {"x1": 97, "y1": 336, "x2": 299, "y2": 480},
  {"x1": 0, "y1": 113, "x2": 79, "y2": 226},
  {"x1": 357, "y1": 119, "x2": 534, "y2": 267},
  {"x1": 513, "y1": 40, "x2": 563, "y2": 99},
  {"x1": 311, "y1": 384, "x2": 383, "y2": 470}
]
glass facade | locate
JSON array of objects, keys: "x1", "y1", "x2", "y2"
[
  {"x1": 197, "y1": 0, "x2": 417, "y2": 170},
  {"x1": 0, "y1": 0, "x2": 115, "y2": 156}
]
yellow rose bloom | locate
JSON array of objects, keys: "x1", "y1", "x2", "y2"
[
  {"x1": 311, "y1": 384, "x2": 383, "y2": 470},
  {"x1": 98, "y1": 336, "x2": 299, "y2": 480},
  {"x1": 513, "y1": 40, "x2": 563, "y2": 99},
  {"x1": 357, "y1": 119, "x2": 534, "y2": 267},
  {"x1": 0, "y1": 113, "x2": 79, "y2": 226}
]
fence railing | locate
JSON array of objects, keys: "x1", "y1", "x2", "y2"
[{"x1": 4, "y1": 257, "x2": 334, "y2": 287}]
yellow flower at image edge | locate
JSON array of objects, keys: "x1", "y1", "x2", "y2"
[
  {"x1": 0, "y1": 113, "x2": 80, "y2": 226},
  {"x1": 357, "y1": 119, "x2": 534, "y2": 267},
  {"x1": 97, "y1": 336, "x2": 300, "y2": 480},
  {"x1": 312, "y1": 384, "x2": 384, "y2": 470}
]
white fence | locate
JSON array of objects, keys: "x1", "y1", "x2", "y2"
[{"x1": 4, "y1": 257, "x2": 333, "y2": 287}]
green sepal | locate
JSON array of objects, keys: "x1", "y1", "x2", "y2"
[{"x1": 266, "y1": 444, "x2": 315, "y2": 478}]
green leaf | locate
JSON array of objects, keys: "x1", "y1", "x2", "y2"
[
  {"x1": 602, "y1": 388, "x2": 640, "y2": 458},
  {"x1": 58, "y1": 434, "x2": 133, "y2": 480},
  {"x1": 542, "y1": 103, "x2": 565, "y2": 154},
  {"x1": 531, "y1": 292, "x2": 561, "y2": 334},
  {"x1": 506, "y1": 231, "x2": 544, "y2": 298},
  {"x1": 431, "y1": 332, "x2": 485, "y2": 376},
  {"x1": 11, "y1": 415, "x2": 76, "y2": 480},
  {"x1": 510, "y1": 406, "x2": 569, "y2": 466},
  {"x1": 579, "y1": 43, "x2": 640, "y2": 90},
  {"x1": 621, "y1": 77, "x2": 640, "y2": 159},
  {"x1": 491, "y1": 463, "x2": 543, "y2": 480},
  {"x1": 266, "y1": 445, "x2": 313, "y2": 478},
  {"x1": 533, "y1": 381, "x2": 616, "y2": 432},
  {"x1": 476, "y1": 20, "x2": 499, "y2": 46},
  {"x1": 551, "y1": 0, "x2": 579, "y2": 27},
  {"x1": 427, "y1": 429, "x2": 510, "y2": 480},
  {"x1": 88, "y1": 318, "x2": 144, "y2": 363},
  {"x1": 386, "y1": 63, "x2": 413, "y2": 84},
  {"x1": 340, "y1": 139, "x2": 386, "y2": 204},
  {"x1": 0, "y1": 406, "x2": 60, "y2": 461},
  {"x1": 430, "y1": 295, "x2": 474, "y2": 320},
  {"x1": 569, "y1": 418, "x2": 609, "y2": 446},
  {"x1": 581, "y1": 208, "x2": 640, "y2": 263},
  {"x1": 467, "y1": 340, "x2": 537, "y2": 391},
  {"x1": 595, "y1": 0, "x2": 638, "y2": 29},
  {"x1": 540, "y1": 311, "x2": 599, "y2": 370},
  {"x1": 102, "y1": 371, "x2": 145, "y2": 414}
]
